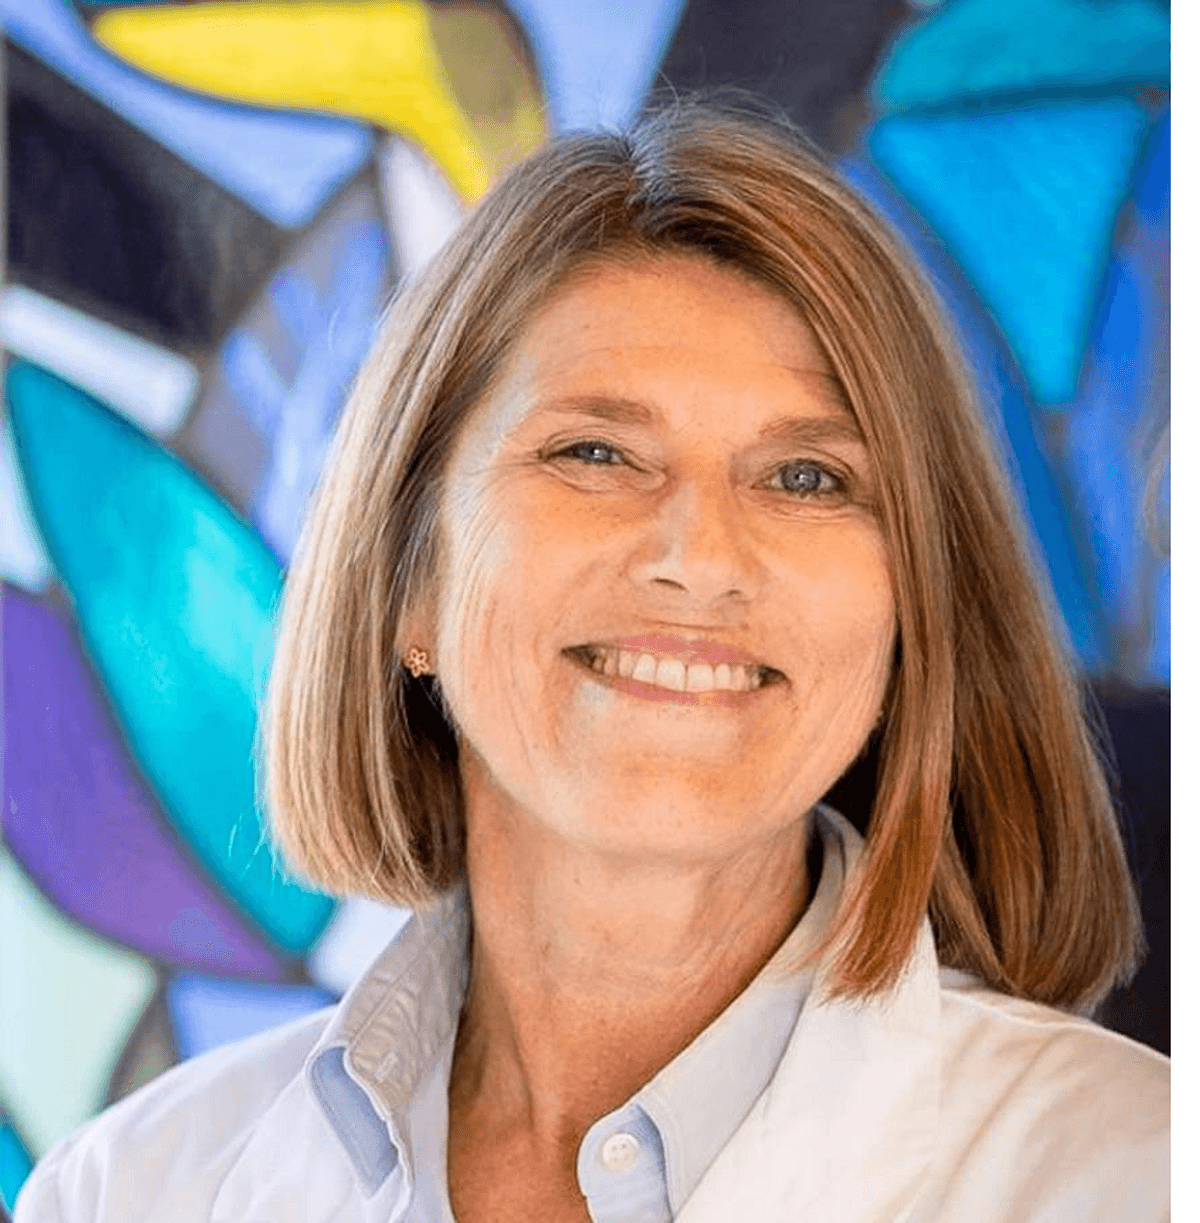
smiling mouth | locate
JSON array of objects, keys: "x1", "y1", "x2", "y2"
[{"x1": 566, "y1": 645, "x2": 785, "y2": 694}]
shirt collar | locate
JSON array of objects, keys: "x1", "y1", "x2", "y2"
[
  {"x1": 303, "y1": 879, "x2": 470, "y2": 1203},
  {"x1": 302, "y1": 803, "x2": 870, "y2": 1211}
]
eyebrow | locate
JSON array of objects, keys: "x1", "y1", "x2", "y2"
[
  {"x1": 757, "y1": 412, "x2": 866, "y2": 448},
  {"x1": 535, "y1": 393, "x2": 865, "y2": 448},
  {"x1": 533, "y1": 395, "x2": 657, "y2": 426}
]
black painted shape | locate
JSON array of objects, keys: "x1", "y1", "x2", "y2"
[
  {"x1": 822, "y1": 685, "x2": 1169, "y2": 1055},
  {"x1": 6, "y1": 40, "x2": 289, "y2": 348},
  {"x1": 1092, "y1": 684, "x2": 1170, "y2": 1055},
  {"x1": 648, "y1": 0, "x2": 909, "y2": 150}
]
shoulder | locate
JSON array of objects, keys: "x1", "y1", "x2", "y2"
[
  {"x1": 927, "y1": 972, "x2": 1168, "y2": 1221},
  {"x1": 936, "y1": 971, "x2": 1168, "y2": 1122},
  {"x1": 14, "y1": 1007, "x2": 335, "y2": 1223}
]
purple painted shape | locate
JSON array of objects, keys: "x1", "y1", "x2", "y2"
[{"x1": 2, "y1": 585, "x2": 284, "y2": 980}]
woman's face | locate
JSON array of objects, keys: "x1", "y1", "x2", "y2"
[{"x1": 428, "y1": 255, "x2": 896, "y2": 862}]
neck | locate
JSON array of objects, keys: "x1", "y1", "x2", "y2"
[{"x1": 448, "y1": 759, "x2": 813, "y2": 1150}]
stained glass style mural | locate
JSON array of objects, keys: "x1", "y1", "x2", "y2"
[
  {"x1": 4, "y1": 587, "x2": 285, "y2": 978},
  {"x1": 89, "y1": 1, "x2": 530, "y2": 201},
  {"x1": 7, "y1": 0, "x2": 373, "y2": 228},
  {"x1": 871, "y1": 0, "x2": 1169, "y2": 110},
  {"x1": 1, "y1": 0, "x2": 1170, "y2": 1210},
  {"x1": 0, "y1": 1115, "x2": 35, "y2": 1221},
  {"x1": 214, "y1": 184, "x2": 392, "y2": 561},
  {"x1": 870, "y1": 100, "x2": 1151, "y2": 407},
  {"x1": 8, "y1": 362, "x2": 333, "y2": 950}
]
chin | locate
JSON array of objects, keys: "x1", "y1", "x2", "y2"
[{"x1": 565, "y1": 770, "x2": 788, "y2": 848}]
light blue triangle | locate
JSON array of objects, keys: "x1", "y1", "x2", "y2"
[
  {"x1": 505, "y1": 0, "x2": 688, "y2": 131},
  {"x1": 874, "y1": 0, "x2": 1169, "y2": 114},
  {"x1": 166, "y1": 974, "x2": 333, "y2": 1060},
  {"x1": 869, "y1": 100, "x2": 1150, "y2": 406}
]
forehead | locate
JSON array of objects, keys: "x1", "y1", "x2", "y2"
[
  {"x1": 527, "y1": 254, "x2": 840, "y2": 390},
  {"x1": 463, "y1": 254, "x2": 855, "y2": 453}
]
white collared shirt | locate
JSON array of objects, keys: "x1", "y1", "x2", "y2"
[
  {"x1": 292, "y1": 806, "x2": 841, "y2": 1223},
  {"x1": 15, "y1": 806, "x2": 1169, "y2": 1223}
]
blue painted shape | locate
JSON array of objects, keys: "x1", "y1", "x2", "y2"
[
  {"x1": 222, "y1": 220, "x2": 388, "y2": 562},
  {"x1": 1059, "y1": 259, "x2": 1144, "y2": 620},
  {"x1": 167, "y1": 973, "x2": 334, "y2": 1060},
  {"x1": 4, "y1": 0, "x2": 371, "y2": 227},
  {"x1": 874, "y1": 0, "x2": 1169, "y2": 114},
  {"x1": 6, "y1": 363, "x2": 336, "y2": 952},
  {"x1": 869, "y1": 100, "x2": 1150, "y2": 406},
  {"x1": 1149, "y1": 560, "x2": 1168, "y2": 686},
  {"x1": 838, "y1": 155, "x2": 1110, "y2": 672},
  {"x1": 1055, "y1": 114, "x2": 1169, "y2": 684},
  {"x1": 1131, "y1": 111, "x2": 1169, "y2": 225},
  {"x1": 0, "y1": 1120, "x2": 34, "y2": 1213},
  {"x1": 505, "y1": 0, "x2": 688, "y2": 131}
]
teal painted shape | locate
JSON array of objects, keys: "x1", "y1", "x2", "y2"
[
  {"x1": 838, "y1": 155, "x2": 1111, "y2": 672},
  {"x1": 869, "y1": 100, "x2": 1149, "y2": 405},
  {"x1": 0, "y1": 1120, "x2": 34, "y2": 1213},
  {"x1": 874, "y1": 0, "x2": 1169, "y2": 114},
  {"x1": 6, "y1": 364, "x2": 334, "y2": 953}
]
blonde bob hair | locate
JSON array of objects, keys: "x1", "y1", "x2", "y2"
[{"x1": 267, "y1": 101, "x2": 1142, "y2": 1009}]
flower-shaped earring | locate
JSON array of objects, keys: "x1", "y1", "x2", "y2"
[{"x1": 403, "y1": 645, "x2": 431, "y2": 677}]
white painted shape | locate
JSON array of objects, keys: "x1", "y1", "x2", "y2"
[
  {"x1": 1, "y1": 285, "x2": 199, "y2": 436},
  {"x1": 0, "y1": 419, "x2": 53, "y2": 592},
  {"x1": 306, "y1": 896, "x2": 412, "y2": 996},
  {"x1": 378, "y1": 136, "x2": 466, "y2": 279},
  {"x1": 0, "y1": 846, "x2": 157, "y2": 1155}
]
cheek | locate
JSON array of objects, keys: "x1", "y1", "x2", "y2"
[
  {"x1": 435, "y1": 497, "x2": 520, "y2": 716},
  {"x1": 439, "y1": 478, "x2": 615, "y2": 655},
  {"x1": 790, "y1": 531, "x2": 896, "y2": 697},
  {"x1": 433, "y1": 490, "x2": 574, "y2": 760}
]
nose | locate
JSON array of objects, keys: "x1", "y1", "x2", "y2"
[{"x1": 627, "y1": 477, "x2": 761, "y2": 608}]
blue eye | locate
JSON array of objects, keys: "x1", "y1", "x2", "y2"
[
  {"x1": 560, "y1": 440, "x2": 623, "y2": 465},
  {"x1": 774, "y1": 461, "x2": 843, "y2": 496}
]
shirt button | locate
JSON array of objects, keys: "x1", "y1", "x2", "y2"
[{"x1": 600, "y1": 1132, "x2": 641, "y2": 1173}]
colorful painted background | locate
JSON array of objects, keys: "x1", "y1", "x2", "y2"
[{"x1": 0, "y1": 0, "x2": 1170, "y2": 1213}]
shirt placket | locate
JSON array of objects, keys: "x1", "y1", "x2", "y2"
[{"x1": 576, "y1": 1103, "x2": 673, "y2": 1223}]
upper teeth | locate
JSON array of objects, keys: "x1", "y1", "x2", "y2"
[{"x1": 584, "y1": 647, "x2": 765, "y2": 692}]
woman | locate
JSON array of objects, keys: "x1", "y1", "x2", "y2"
[{"x1": 16, "y1": 102, "x2": 1167, "y2": 1223}]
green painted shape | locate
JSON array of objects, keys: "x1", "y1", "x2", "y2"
[
  {"x1": 874, "y1": 0, "x2": 1169, "y2": 114},
  {"x1": 0, "y1": 1119, "x2": 35, "y2": 1213},
  {"x1": 0, "y1": 848, "x2": 157, "y2": 1157},
  {"x1": 7, "y1": 363, "x2": 334, "y2": 953}
]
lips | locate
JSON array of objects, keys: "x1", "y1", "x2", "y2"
[{"x1": 564, "y1": 638, "x2": 785, "y2": 695}]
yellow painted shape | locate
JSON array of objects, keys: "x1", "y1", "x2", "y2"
[
  {"x1": 93, "y1": 1, "x2": 491, "y2": 201},
  {"x1": 0, "y1": 848, "x2": 157, "y2": 1155}
]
